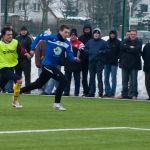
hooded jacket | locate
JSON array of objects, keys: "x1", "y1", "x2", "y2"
[
  {"x1": 105, "y1": 30, "x2": 121, "y2": 65},
  {"x1": 78, "y1": 24, "x2": 92, "y2": 67}
]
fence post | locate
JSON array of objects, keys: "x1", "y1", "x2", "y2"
[
  {"x1": 4, "y1": 0, "x2": 8, "y2": 24},
  {"x1": 122, "y1": 0, "x2": 126, "y2": 41}
]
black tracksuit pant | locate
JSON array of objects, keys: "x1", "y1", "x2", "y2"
[
  {"x1": 145, "y1": 72, "x2": 150, "y2": 99},
  {"x1": 15, "y1": 59, "x2": 31, "y2": 86},
  {"x1": 89, "y1": 61, "x2": 104, "y2": 95},
  {"x1": 20, "y1": 65, "x2": 67, "y2": 103}
]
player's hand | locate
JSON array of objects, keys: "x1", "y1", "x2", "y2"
[
  {"x1": 30, "y1": 51, "x2": 34, "y2": 57},
  {"x1": 24, "y1": 53, "x2": 31, "y2": 60},
  {"x1": 130, "y1": 46, "x2": 135, "y2": 48},
  {"x1": 74, "y1": 57, "x2": 80, "y2": 62}
]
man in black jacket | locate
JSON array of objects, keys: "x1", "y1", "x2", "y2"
[
  {"x1": 15, "y1": 26, "x2": 33, "y2": 88},
  {"x1": 119, "y1": 30, "x2": 142, "y2": 99},
  {"x1": 104, "y1": 30, "x2": 121, "y2": 97},
  {"x1": 142, "y1": 42, "x2": 150, "y2": 100},
  {"x1": 78, "y1": 24, "x2": 92, "y2": 96}
]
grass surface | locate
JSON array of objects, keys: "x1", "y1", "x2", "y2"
[{"x1": 0, "y1": 94, "x2": 150, "y2": 150}]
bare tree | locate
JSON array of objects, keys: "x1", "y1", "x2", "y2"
[{"x1": 40, "y1": 0, "x2": 53, "y2": 30}]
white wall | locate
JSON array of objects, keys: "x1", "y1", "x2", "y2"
[{"x1": 14, "y1": 0, "x2": 57, "y2": 24}]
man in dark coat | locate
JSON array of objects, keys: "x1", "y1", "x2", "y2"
[
  {"x1": 119, "y1": 30, "x2": 142, "y2": 99},
  {"x1": 142, "y1": 42, "x2": 150, "y2": 100},
  {"x1": 78, "y1": 24, "x2": 92, "y2": 96},
  {"x1": 104, "y1": 30, "x2": 121, "y2": 97},
  {"x1": 15, "y1": 26, "x2": 33, "y2": 88}
]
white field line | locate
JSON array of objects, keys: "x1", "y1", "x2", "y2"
[{"x1": 0, "y1": 127, "x2": 150, "y2": 135}]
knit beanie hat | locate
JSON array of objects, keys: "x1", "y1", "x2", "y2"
[
  {"x1": 93, "y1": 28, "x2": 101, "y2": 34},
  {"x1": 70, "y1": 28, "x2": 78, "y2": 36}
]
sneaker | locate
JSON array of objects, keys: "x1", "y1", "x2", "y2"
[
  {"x1": 98, "y1": 93, "x2": 103, "y2": 98},
  {"x1": 103, "y1": 94, "x2": 110, "y2": 97},
  {"x1": 132, "y1": 96, "x2": 137, "y2": 100},
  {"x1": 85, "y1": 94, "x2": 95, "y2": 97},
  {"x1": 117, "y1": 95, "x2": 131, "y2": 99},
  {"x1": 12, "y1": 101, "x2": 23, "y2": 108},
  {"x1": 53, "y1": 103, "x2": 66, "y2": 111}
]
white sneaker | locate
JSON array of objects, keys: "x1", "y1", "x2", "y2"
[
  {"x1": 12, "y1": 101, "x2": 23, "y2": 108},
  {"x1": 53, "y1": 103, "x2": 66, "y2": 111}
]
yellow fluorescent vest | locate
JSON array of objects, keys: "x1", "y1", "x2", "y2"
[{"x1": 0, "y1": 39, "x2": 18, "y2": 69}]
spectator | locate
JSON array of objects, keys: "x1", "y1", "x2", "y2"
[
  {"x1": 125, "y1": 30, "x2": 131, "y2": 39},
  {"x1": 125, "y1": 30, "x2": 133, "y2": 97},
  {"x1": 64, "y1": 29, "x2": 84, "y2": 96},
  {"x1": 142, "y1": 42, "x2": 150, "y2": 100},
  {"x1": 104, "y1": 30, "x2": 121, "y2": 97},
  {"x1": 15, "y1": 26, "x2": 33, "y2": 90},
  {"x1": 78, "y1": 24, "x2": 92, "y2": 96},
  {"x1": 119, "y1": 30, "x2": 142, "y2": 99},
  {"x1": 84, "y1": 28, "x2": 109, "y2": 97},
  {"x1": 44, "y1": 78, "x2": 58, "y2": 95}
]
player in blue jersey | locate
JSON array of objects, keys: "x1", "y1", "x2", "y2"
[{"x1": 20, "y1": 25, "x2": 80, "y2": 111}]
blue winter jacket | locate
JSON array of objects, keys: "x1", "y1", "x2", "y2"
[
  {"x1": 85, "y1": 38, "x2": 109, "y2": 62},
  {"x1": 31, "y1": 33, "x2": 75, "y2": 67}
]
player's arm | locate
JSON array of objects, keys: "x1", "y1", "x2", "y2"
[
  {"x1": 17, "y1": 43, "x2": 31, "y2": 59},
  {"x1": 66, "y1": 43, "x2": 80, "y2": 62},
  {"x1": 30, "y1": 33, "x2": 53, "y2": 56}
]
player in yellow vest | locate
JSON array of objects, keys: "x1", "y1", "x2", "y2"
[{"x1": 0, "y1": 27, "x2": 31, "y2": 108}]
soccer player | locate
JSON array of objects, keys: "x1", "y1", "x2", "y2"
[
  {"x1": 20, "y1": 25, "x2": 80, "y2": 111},
  {"x1": 0, "y1": 27, "x2": 31, "y2": 108}
]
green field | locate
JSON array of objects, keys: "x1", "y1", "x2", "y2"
[{"x1": 0, "y1": 94, "x2": 150, "y2": 150}]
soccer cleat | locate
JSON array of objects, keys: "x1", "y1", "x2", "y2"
[
  {"x1": 53, "y1": 103, "x2": 66, "y2": 111},
  {"x1": 12, "y1": 101, "x2": 23, "y2": 108}
]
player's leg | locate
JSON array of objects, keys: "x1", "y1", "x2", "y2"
[
  {"x1": 20, "y1": 67, "x2": 51, "y2": 94},
  {"x1": 47, "y1": 66, "x2": 67, "y2": 111},
  {"x1": 12, "y1": 79, "x2": 23, "y2": 108},
  {"x1": 0, "y1": 68, "x2": 22, "y2": 108}
]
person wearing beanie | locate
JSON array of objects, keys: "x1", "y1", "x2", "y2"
[
  {"x1": 78, "y1": 24, "x2": 92, "y2": 96},
  {"x1": 84, "y1": 27, "x2": 110, "y2": 97},
  {"x1": 15, "y1": 26, "x2": 33, "y2": 91},
  {"x1": 64, "y1": 29, "x2": 84, "y2": 96},
  {"x1": 104, "y1": 30, "x2": 121, "y2": 97}
]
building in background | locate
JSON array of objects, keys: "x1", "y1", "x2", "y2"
[{"x1": 132, "y1": 0, "x2": 150, "y2": 30}]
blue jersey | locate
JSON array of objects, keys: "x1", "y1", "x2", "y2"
[{"x1": 31, "y1": 33, "x2": 75, "y2": 66}]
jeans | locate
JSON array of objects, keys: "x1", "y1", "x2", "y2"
[
  {"x1": 104, "y1": 65, "x2": 118, "y2": 96},
  {"x1": 89, "y1": 61, "x2": 104, "y2": 95},
  {"x1": 121, "y1": 69, "x2": 138, "y2": 97},
  {"x1": 3, "y1": 80, "x2": 14, "y2": 93},
  {"x1": 64, "y1": 71, "x2": 80, "y2": 96},
  {"x1": 44, "y1": 78, "x2": 58, "y2": 94}
]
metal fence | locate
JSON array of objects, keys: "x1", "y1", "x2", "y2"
[{"x1": 0, "y1": 0, "x2": 150, "y2": 40}]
